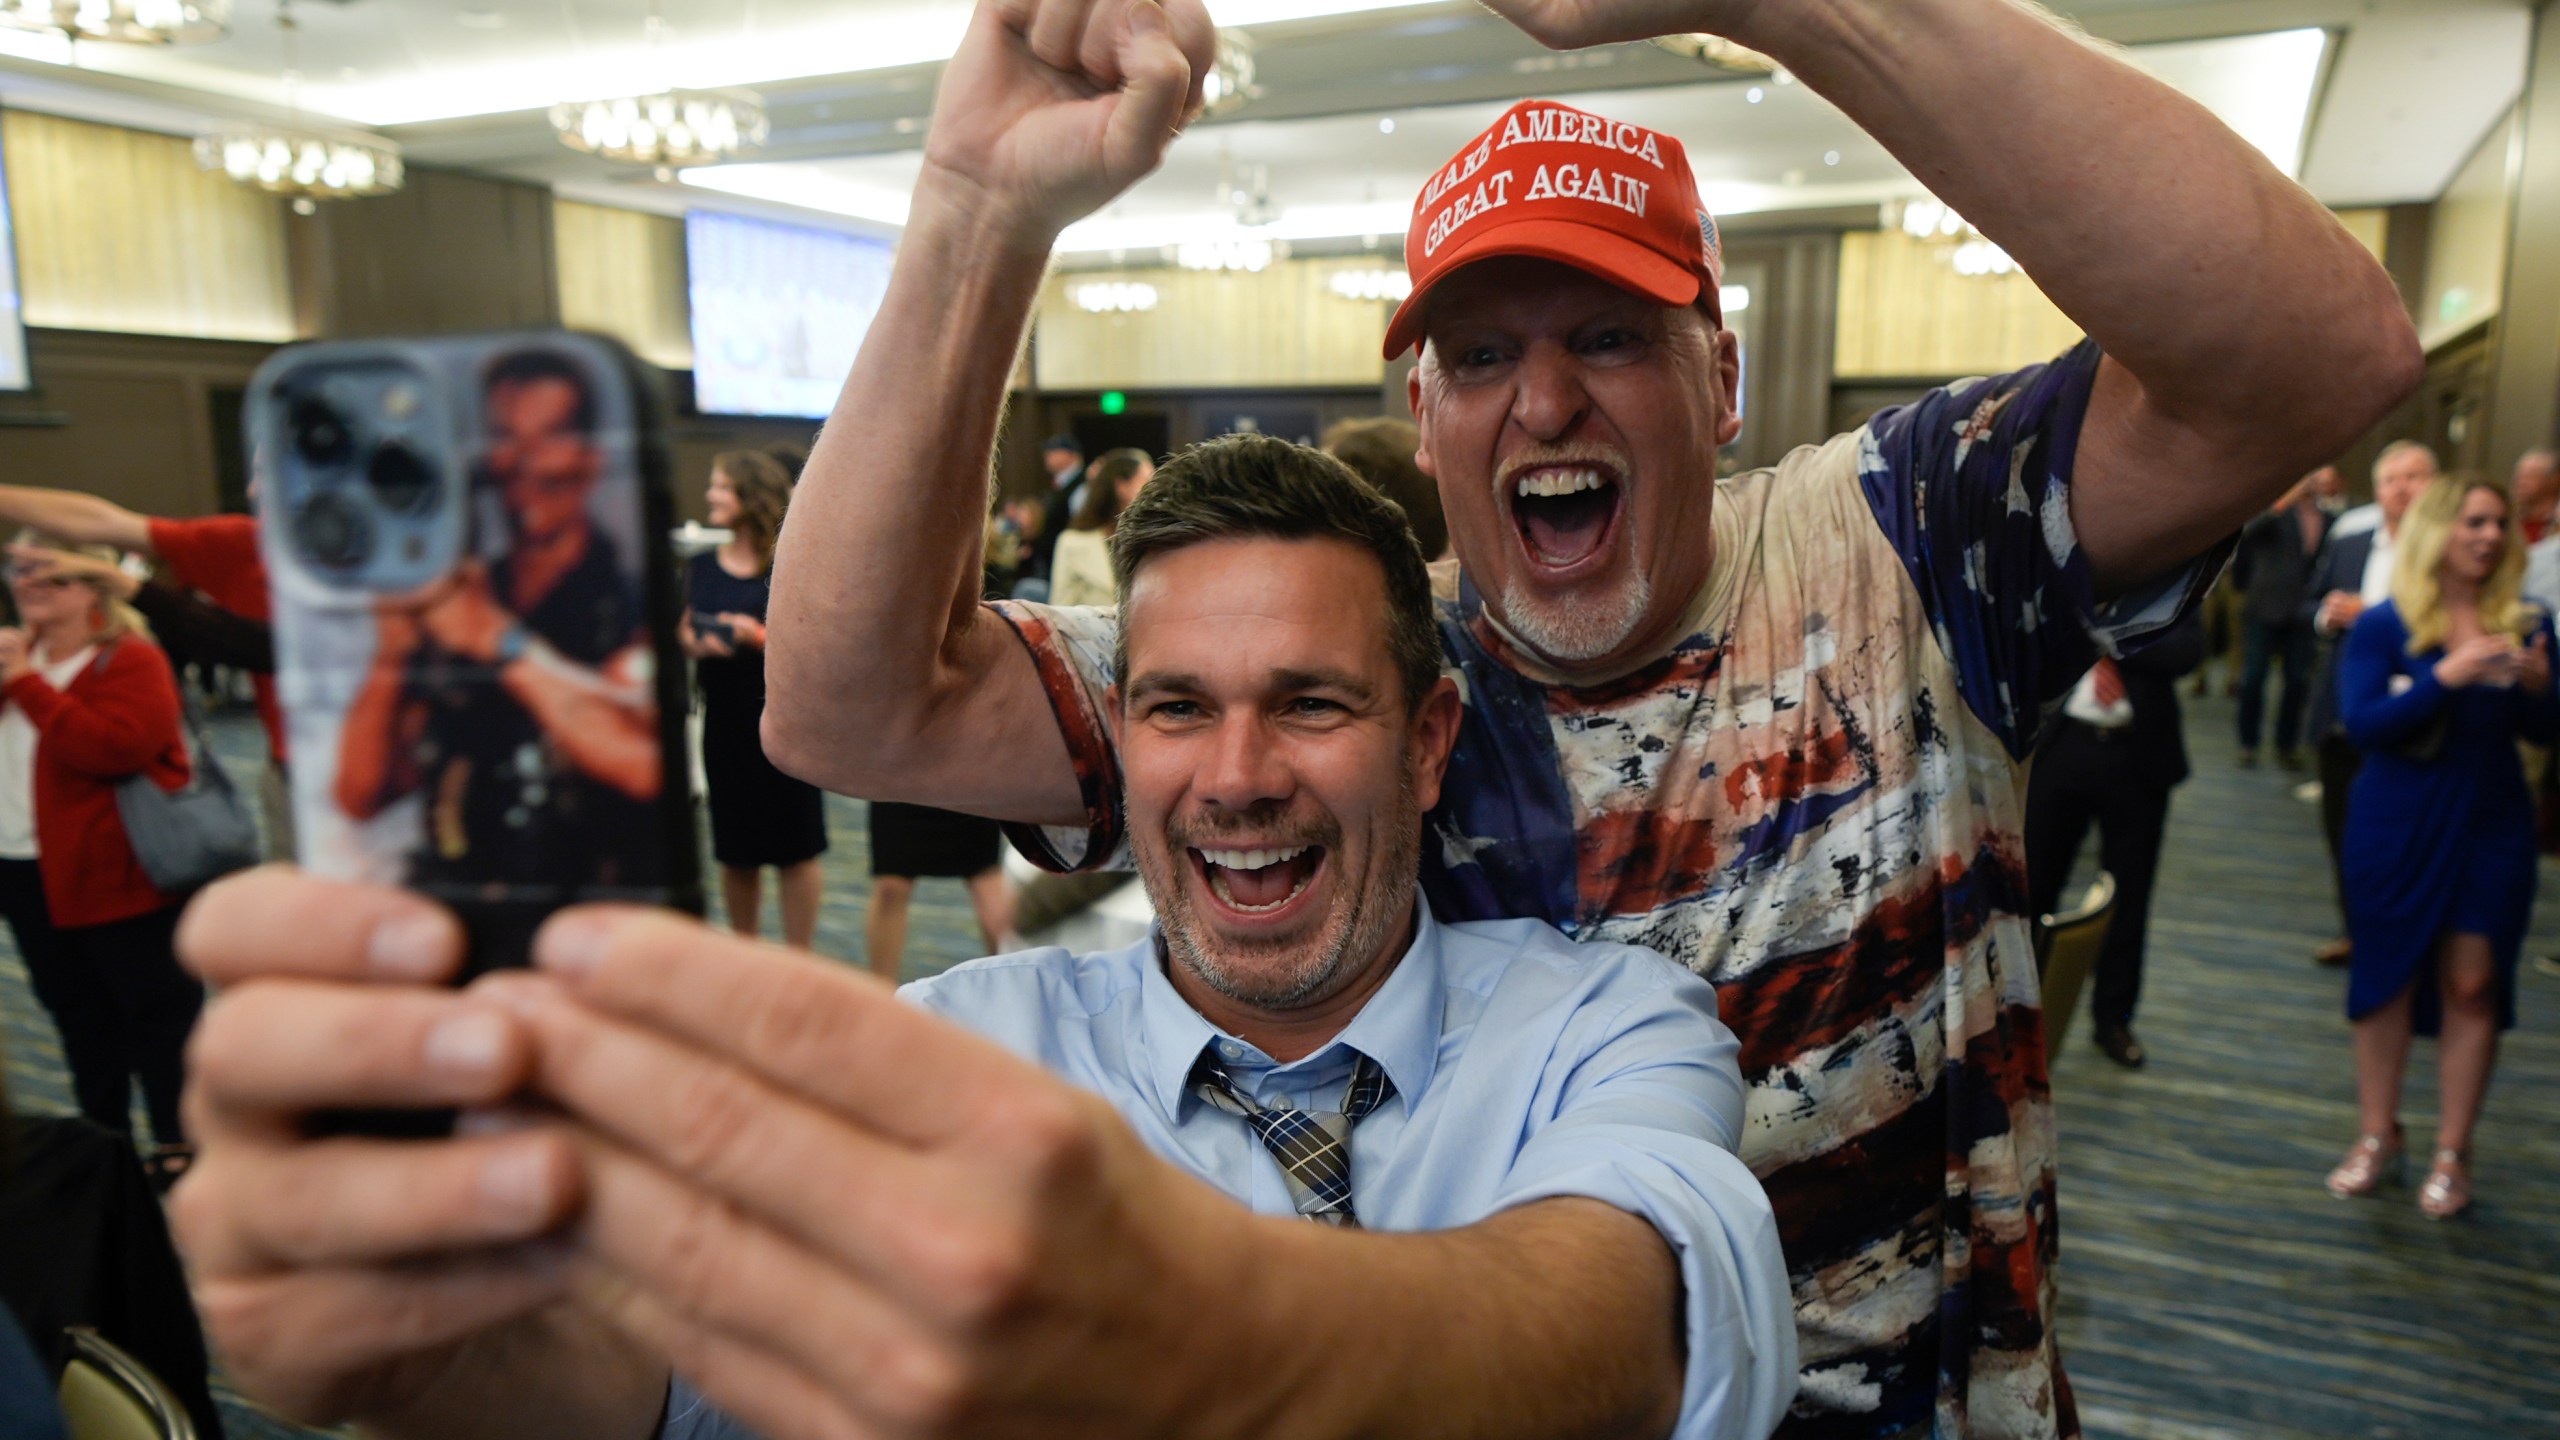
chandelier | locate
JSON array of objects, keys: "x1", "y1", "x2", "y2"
[
  {"x1": 0, "y1": 0, "x2": 228, "y2": 44},
  {"x1": 1199, "y1": 29, "x2": 1256, "y2": 117},
  {"x1": 1647, "y1": 33, "x2": 1776, "y2": 74},
  {"x1": 1880, "y1": 197, "x2": 2016, "y2": 278},
  {"x1": 195, "y1": 133, "x2": 402, "y2": 214},
  {"x1": 551, "y1": 89, "x2": 769, "y2": 170},
  {"x1": 1072, "y1": 281, "x2": 1158, "y2": 314},
  {"x1": 192, "y1": 0, "x2": 403, "y2": 213},
  {"x1": 1177, "y1": 237, "x2": 1284, "y2": 273},
  {"x1": 1328, "y1": 268, "x2": 1410, "y2": 302}
]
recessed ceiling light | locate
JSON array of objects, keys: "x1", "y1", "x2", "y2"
[
  {"x1": 1823, "y1": 149, "x2": 1840, "y2": 166},
  {"x1": 456, "y1": 9, "x2": 504, "y2": 29},
  {"x1": 1745, "y1": 86, "x2": 1764, "y2": 103},
  {"x1": 1378, "y1": 117, "x2": 1394, "y2": 134}
]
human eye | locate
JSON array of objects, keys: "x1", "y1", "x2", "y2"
[{"x1": 1147, "y1": 698, "x2": 1203, "y2": 724}]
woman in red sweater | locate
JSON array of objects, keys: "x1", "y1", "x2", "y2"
[{"x1": 0, "y1": 542, "x2": 198, "y2": 1179}]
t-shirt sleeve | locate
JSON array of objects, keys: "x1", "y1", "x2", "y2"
[
  {"x1": 145, "y1": 514, "x2": 268, "y2": 620},
  {"x1": 1856, "y1": 338, "x2": 2227, "y2": 757},
  {"x1": 985, "y1": 598, "x2": 1130, "y2": 872},
  {"x1": 1490, "y1": 957, "x2": 1797, "y2": 1440},
  {"x1": 658, "y1": 1376, "x2": 764, "y2": 1440}
]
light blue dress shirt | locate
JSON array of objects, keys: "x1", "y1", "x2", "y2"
[{"x1": 663, "y1": 902, "x2": 1797, "y2": 1440}]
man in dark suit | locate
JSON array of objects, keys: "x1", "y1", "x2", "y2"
[
  {"x1": 2229, "y1": 474, "x2": 2328, "y2": 768},
  {"x1": 2300, "y1": 440, "x2": 2437, "y2": 966},
  {"x1": 2027, "y1": 614, "x2": 2207, "y2": 1068}
]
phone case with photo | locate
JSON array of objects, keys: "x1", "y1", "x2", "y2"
[{"x1": 249, "y1": 331, "x2": 703, "y2": 985}]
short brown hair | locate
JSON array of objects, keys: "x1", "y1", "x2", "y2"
[
  {"x1": 1322, "y1": 416, "x2": 1444, "y2": 561},
  {"x1": 1111, "y1": 434, "x2": 1441, "y2": 712}
]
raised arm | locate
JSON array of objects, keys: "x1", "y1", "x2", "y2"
[
  {"x1": 0, "y1": 484, "x2": 154, "y2": 552},
  {"x1": 1488, "y1": 0, "x2": 2421, "y2": 595},
  {"x1": 762, "y1": 0, "x2": 1211, "y2": 824}
]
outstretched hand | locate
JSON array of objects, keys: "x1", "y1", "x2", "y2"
[{"x1": 921, "y1": 0, "x2": 1215, "y2": 240}]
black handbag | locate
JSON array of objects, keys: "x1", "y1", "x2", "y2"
[{"x1": 113, "y1": 679, "x2": 260, "y2": 894}]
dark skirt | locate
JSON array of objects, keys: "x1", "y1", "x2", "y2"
[
  {"x1": 700, "y1": 693, "x2": 828, "y2": 869},
  {"x1": 869, "y1": 800, "x2": 1001, "y2": 879}
]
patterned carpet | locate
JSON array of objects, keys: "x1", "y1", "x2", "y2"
[{"x1": 3, "y1": 699, "x2": 2555, "y2": 1439}]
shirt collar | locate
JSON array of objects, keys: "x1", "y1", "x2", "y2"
[{"x1": 1139, "y1": 898, "x2": 1449, "y2": 1120}]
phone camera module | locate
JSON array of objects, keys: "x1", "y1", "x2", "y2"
[
  {"x1": 366, "y1": 442, "x2": 439, "y2": 516},
  {"x1": 293, "y1": 492, "x2": 376, "y2": 571},
  {"x1": 289, "y1": 396, "x2": 356, "y2": 470}
]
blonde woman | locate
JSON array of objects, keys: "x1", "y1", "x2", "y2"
[
  {"x1": 0, "y1": 536, "x2": 199, "y2": 1184},
  {"x1": 2327, "y1": 477, "x2": 2557, "y2": 1218}
]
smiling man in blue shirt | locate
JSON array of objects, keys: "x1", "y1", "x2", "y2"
[{"x1": 171, "y1": 434, "x2": 1794, "y2": 1440}]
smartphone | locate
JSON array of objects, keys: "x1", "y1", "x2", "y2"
[
  {"x1": 250, "y1": 332, "x2": 703, "y2": 991},
  {"x1": 690, "y1": 611, "x2": 737, "y2": 648}
]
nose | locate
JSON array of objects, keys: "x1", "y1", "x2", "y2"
[
  {"x1": 1509, "y1": 341, "x2": 1592, "y2": 444},
  {"x1": 1191, "y1": 712, "x2": 1295, "y2": 816}
]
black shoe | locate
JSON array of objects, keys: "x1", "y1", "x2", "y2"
[
  {"x1": 2094, "y1": 1025, "x2": 2147, "y2": 1069},
  {"x1": 2236, "y1": 749, "x2": 2259, "y2": 769},
  {"x1": 2278, "y1": 748, "x2": 2306, "y2": 771}
]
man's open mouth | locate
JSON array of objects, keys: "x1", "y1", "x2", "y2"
[
  {"x1": 1509, "y1": 465, "x2": 1622, "y2": 572},
  {"x1": 1192, "y1": 844, "x2": 1328, "y2": 915}
]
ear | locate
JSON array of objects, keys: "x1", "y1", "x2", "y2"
[
  {"x1": 1408, "y1": 365, "x2": 1435, "y2": 480},
  {"x1": 1406, "y1": 675, "x2": 1463, "y2": 814},
  {"x1": 1711, "y1": 328, "x2": 1743, "y2": 447}
]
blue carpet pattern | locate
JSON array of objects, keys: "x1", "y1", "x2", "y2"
[{"x1": 2, "y1": 701, "x2": 2556, "y2": 1438}]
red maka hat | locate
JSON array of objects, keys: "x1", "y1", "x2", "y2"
[{"x1": 1383, "y1": 99, "x2": 1722, "y2": 360}]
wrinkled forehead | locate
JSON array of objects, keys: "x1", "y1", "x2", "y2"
[
  {"x1": 1120, "y1": 536, "x2": 1397, "y2": 680},
  {"x1": 1421, "y1": 255, "x2": 1684, "y2": 330}
]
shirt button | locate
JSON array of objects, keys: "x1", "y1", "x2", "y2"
[{"x1": 1218, "y1": 1041, "x2": 1245, "y2": 1060}]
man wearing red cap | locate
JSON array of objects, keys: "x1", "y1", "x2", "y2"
[{"x1": 755, "y1": 0, "x2": 2412, "y2": 1436}]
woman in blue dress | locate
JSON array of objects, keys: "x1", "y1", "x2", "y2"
[{"x1": 2327, "y1": 476, "x2": 2557, "y2": 1218}]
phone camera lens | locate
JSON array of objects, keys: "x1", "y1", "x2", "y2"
[
  {"x1": 293, "y1": 493, "x2": 375, "y2": 571},
  {"x1": 366, "y1": 442, "x2": 438, "y2": 516},
  {"x1": 289, "y1": 396, "x2": 354, "y2": 469}
]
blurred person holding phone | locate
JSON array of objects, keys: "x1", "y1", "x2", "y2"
[
  {"x1": 681, "y1": 451, "x2": 827, "y2": 949},
  {"x1": 0, "y1": 537, "x2": 201, "y2": 1185},
  {"x1": 2326, "y1": 477, "x2": 2557, "y2": 1218}
]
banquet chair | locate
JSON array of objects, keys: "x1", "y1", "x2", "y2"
[
  {"x1": 2034, "y1": 871, "x2": 2117, "y2": 1060},
  {"x1": 57, "y1": 1329, "x2": 195, "y2": 1440}
]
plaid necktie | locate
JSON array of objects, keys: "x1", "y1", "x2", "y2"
[{"x1": 1188, "y1": 1048, "x2": 1394, "y2": 1227}]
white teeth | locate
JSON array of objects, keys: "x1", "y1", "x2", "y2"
[
  {"x1": 1206, "y1": 864, "x2": 1317, "y2": 913},
  {"x1": 1515, "y1": 468, "x2": 1605, "y2": 499},
  {"x1": 1197, "y1": 845, "x2": 1309, "y2": 871}
]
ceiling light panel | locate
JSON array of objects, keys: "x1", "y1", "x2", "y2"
[{"x1": 0, "y1": 0, "x2": 1457, "y2": 128}]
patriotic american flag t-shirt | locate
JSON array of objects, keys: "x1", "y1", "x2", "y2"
[{"x1": 991, "y1": 340, "x2": 2217, "y2": 1440}]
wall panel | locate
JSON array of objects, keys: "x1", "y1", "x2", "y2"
[
  {"x1": 2421, "y1": 108, "x2": 2520, "y2": 351},
  {"x1": 1, "y1": 109, "x2": 293, "y2": 342},
  {"x1": 1833, "y1": 228, "x2": 2084, "y2": 380},
  {"x1": 292, "y1": 166, "x2": 558, "y2": 338},
  {"x1": 1034, "y1": 258, "x2": 1395, "y2": 391},
  {"x1": 556, "y1": 200, "x2": 693, "y2": 372},
  {"x1": 0, "y1": 329, "x2": 276, "y2": 518}
]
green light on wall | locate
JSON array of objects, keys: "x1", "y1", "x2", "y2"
[{"x1": 1099, "y1": 391, "x2": 1128, "y2": 416}]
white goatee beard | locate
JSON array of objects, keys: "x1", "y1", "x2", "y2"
[{"x1": 1496, "y1": 569, "x2": 1653, "y2": 664}]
